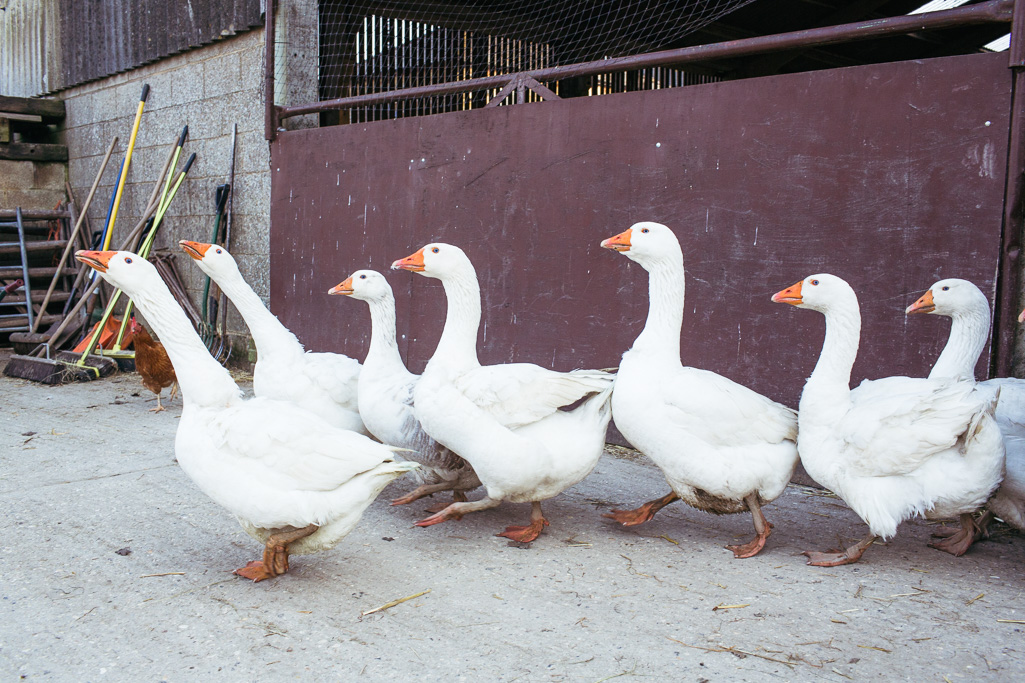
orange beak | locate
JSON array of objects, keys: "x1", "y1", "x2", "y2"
[
  {"x1": 905, "y1": 290, "x2": 935, "y2": 316},
  {"x1": 601, "y1": 229, "x2": 632, "y2": 252},
  {"x1": 392, "y1": 248, "x2": 426, "y2": 272},
  {"x1": 180, "y1": 240, "x2": 213, "y2": 260},
  {"x1": 75, "y1": 250, "x2": 115, "y2": 273},
  {"x1": 328, "y1": 276, "x2": 354, "y2": 296},
  {"x1": 771, "y1": 280, "x2": 804, "y2": 305}
]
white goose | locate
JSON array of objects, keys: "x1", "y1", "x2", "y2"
[
  {"x1": 772, "y1": 274, "x2": 1004, "y2": 565},
  {"x1": 75, "y1": 250, "x2": 416, "y2": 582},
  {"x1": 179, "y1": 241, "x2": 366, "y2": 434},
  {"x1": 392, "y1": 243, "x2": 615, "y2": 542},
  {"x1": 906, "y1": 278, "x2": 1023, "y2": 534},
  {"x1": 600, "y1": 222, "x2": 799, "y2": 558},
  {"x1": 328, "y1": 269, "x2": 480, "y2": 508}
]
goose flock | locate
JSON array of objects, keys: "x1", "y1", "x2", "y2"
[{"x1": 72, "y1": 220, "x2": 1024, "y2": 582}]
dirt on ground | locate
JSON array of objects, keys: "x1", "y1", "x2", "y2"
[{"x1": 1, "y1": 349, "x2": 1023, "y2": 681}]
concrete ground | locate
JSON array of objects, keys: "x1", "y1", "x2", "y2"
[{"x1": 1, "y1": 350, "x2": 1024, "y2": 682}]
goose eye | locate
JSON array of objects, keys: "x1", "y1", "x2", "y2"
[
  {"x1": 124, "y1": 257, "x2": 133, "y2": 264},
  {"x1": 641, "y1": 228, "x2": 649, "y2": 233},
  {"x1": 216, "y1": 249, "x2": 222, "y2": 254},
  {"x1": 431, "y1": 247, "x2": 439, "y2": 253},
  {"x1": 360, "y1": 274, "x2": 366, "y2": 279},
  {"x1": 942, "y1": 286, "x2": 949, "y2": 291},
  {"x1": 810, "y1": 279, "x2": 819, "y2": 286}
]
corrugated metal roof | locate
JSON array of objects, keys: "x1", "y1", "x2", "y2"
[{"x1": 0, "y1": 0, "x2": 263, "y2": 97}]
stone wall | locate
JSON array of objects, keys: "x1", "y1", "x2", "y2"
[
  {"x1": 61, "y1": 29, "x2": 270, "y2": 362},
  {"x1": 0, "y1": 159, "x2": 66, "y2": 212}
]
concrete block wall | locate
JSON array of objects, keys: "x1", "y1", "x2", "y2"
[
  {"x1": 62, "y1": 29, "x2": 270, "y2": 363},
  {"x1": 0, "y1": 159, "x2": 67, "y2": 211}
]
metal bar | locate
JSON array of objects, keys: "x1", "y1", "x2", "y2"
[
  {"x1": 485, "y1": 77, "x2": 518, "y2": 107},
  {"x1": 993, "y1": 0, "x2": 1025, "y2": 377},
  {"x1": 281, "y1": 0, "x2": 1013, "y2": 120},
  {"x1": 522, "y1": 76, "x2": 560, "y2": 101},
  {"x1": 264, "y1": 0, "x2": 277, "y2": 141},
  {"x1": 0, "y1": 209, "x2": 70, "y2": 220},
  {"x1": 15, "y1": 208, "x2": 34, "y2": 332}
]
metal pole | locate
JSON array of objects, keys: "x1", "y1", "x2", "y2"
[
  {"x1": 14, "y1": 208, "x2": 34, "y2": 332},
  {"x1": 265, "y1": 0, "x2": 277, "y2": 141},
  {"x1": 994, "y1": 0, "x2": 1025, "y2": 377}
]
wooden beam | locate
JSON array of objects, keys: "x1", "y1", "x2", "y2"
[
  {"x1": 0, "y1": 240, "x2": 70, "y2": 256},
  {"x1": 0, "y1": 96, "x2": 65, "y2": 123},
  {"x1": 0, "y1": 142, "x2": 68, "y2": 162},
  {"x1": 0, "y1": 209, "x2": 71, "y2": 220}
]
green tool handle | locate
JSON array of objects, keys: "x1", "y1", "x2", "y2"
[
  {"x1": 200, "y1": 211, "x2": 223, "y2": 322},
  {"x1": 80, "y1": 154, "x2": 195, "y2": 361},
  {"x1": 107, "y1": 128, "x2": 188, "y2": 352}
]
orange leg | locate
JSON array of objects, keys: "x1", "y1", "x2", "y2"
[
  {"x1": 725, "y1": 495, "x2": 774, "y2": 559},
  {"x1": 803, "y1": 533, "x2": 876, "y2": 567},
  {"x1": 928, "y1": 513, "x2": 983, "y2": 556},
  {"x1": 416, "y1": 496, "x2": 501, "y2": 528},
  {"x1": 497, "y1": 501, "x2": 549, "y2": 543},
  {"x1": 603, "y1": 491, "x2": 680, "y2": 526},
  {"x1": 392, "y1": 481, "x2": 460, "y2": 506},
  {"x1": 234, "y1": 524, "x2": 318, "y2": 582},
  {"x1": 424, "y1": 489, "x2": 469, "y2": 515}
]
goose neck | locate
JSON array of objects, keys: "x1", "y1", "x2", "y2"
[
  {"x1": 929, "y1": 309, "x2": 989, "y2": 381},
  {"x1": 218, "y1": 270, "x2": 303, "y2": 358},
  {"x1": 430, "y1": 269, "x2": 481, "y2": 370},
  {"x1": 633, "y1": 256, "x2": 684, "y2": 358},
  {"x1": 805, "y1": 301, "x2": 861, "y2": 397},
  {"x1": 364, "y1": 294, "x2": 405, "y2": 371},
  {"x1": 132, "y1": 283, "x2": 240, "y2": 407}
]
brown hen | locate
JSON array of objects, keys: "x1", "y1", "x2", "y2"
[{"x1": 130, "y1": 319, "x2": 178, "y2": 412}]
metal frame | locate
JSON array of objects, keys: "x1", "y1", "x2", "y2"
[
  {"x1": 268, "y1": 0, "x2": 1013, "y2": 127},
  {"x1": 0, "y1": 208, "x2": 34, "y2": 332}
]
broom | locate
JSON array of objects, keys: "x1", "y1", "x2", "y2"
[{"x1": 3, "y1": 127, "x2": 188, "y2": 384}]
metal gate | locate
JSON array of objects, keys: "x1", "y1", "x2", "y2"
[{"x1": 269, "y1": 48, "x2": 1012, "y2": 410}]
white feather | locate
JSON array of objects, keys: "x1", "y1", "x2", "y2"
[
  {"x1": 182, "y1": 243, "x2": 366, "y2": 434},
  {"x1": 86, "y1": 252, "x2": 415, "y2": 558},
  {"x1": 912, "y1": 278, "x2": 1022, "y2": 530},
  {"x1": 400, "y1": 243, "x2": 614, "y2": 507},
  {"x1": 783, "y1": 274, "x2": 1004, "y2": 541},
  {"x1": 606, "y1": 222, "x2": 798, "y2": 513}
]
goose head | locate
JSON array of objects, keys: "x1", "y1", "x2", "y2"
[
  {"x1": 179, "y1": 240, "x2": 240, "y2": 281},
  {"x1": 75, "y1": 250, "x2": 160, "y2": 298},
  {"x1": 906, "y1": 278, "x2": 989, "y2": 319},
  {"x1": 600, "y1": 221, "x2": 682, "y2": 267},
  {"x1": 329, "y1": 269, "x2": 393, "y2": 302},
  {"x1": 391, "y1": 242, "x2": 473, "y2": 280},
  {"x1": 771, "y1": 273, "x2": 856, "y2": 314}
]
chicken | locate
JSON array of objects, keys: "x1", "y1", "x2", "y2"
[{"x1": 130, "y1": 319, "x2": 178, "y2": 412}]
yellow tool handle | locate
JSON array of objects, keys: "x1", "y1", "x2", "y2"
[{"x1": 102, "y1": 84, "x2": 149, "y2": 250}]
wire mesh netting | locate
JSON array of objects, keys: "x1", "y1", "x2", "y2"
[{"x1": 317, "y1": 0, "x2": 759, "y2": 123}]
